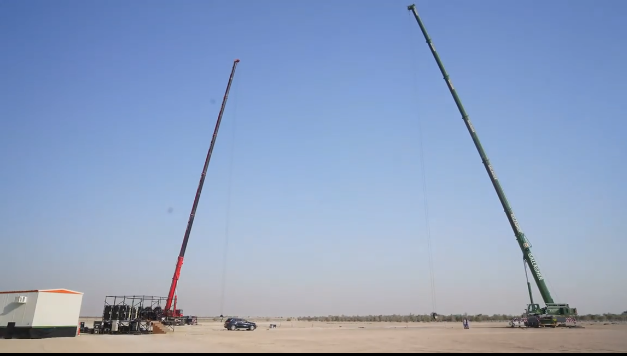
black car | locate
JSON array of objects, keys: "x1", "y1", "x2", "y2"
[{"x1": 224, "y1": 318, "x2": 257, "y2": 331}]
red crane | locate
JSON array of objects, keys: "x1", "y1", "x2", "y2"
[{"x1": 164, "y1": 59, "x2": 241, "y2": 317}]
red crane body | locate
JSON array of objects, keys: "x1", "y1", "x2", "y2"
[{"x1": 164, "y1": 59, "x2": 241, "y2": 316}]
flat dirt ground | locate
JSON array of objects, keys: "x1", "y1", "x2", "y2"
[{"x1": 1, "y1": 318, "x2": 626, "y2": 353}]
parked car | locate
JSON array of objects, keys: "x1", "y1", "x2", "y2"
[
  {"x1": 184, "y1": 316, "x2": 198, "y2": 325},
  {"x1": 224, "y1": 317, "x2": 257, "y2": 331}
]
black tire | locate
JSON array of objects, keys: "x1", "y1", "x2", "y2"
[
  {"x1": 248, "y1": 325, "x2": 256, "y2": 331},
  {"x1": 230, "y1": 325, "x2": 236, "y2": 331},
  {"x1": 526, "y1": 316, "x2": 540, "y2": 328}
]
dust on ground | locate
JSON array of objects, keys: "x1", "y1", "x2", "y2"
[{"x1": 1, "y1": 319, "x2": 626, "y2": 353}]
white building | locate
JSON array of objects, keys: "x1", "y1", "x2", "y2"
[{"x1": 0, "y1": 289, "x2": 83, "y2": 339}]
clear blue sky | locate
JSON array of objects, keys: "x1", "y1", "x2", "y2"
[{"x1": 1, "y1": 0, "x2": 625, "y2": 317}]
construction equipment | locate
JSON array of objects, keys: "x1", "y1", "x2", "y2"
[
  {"x1": 406, "y1": 5, "x2": 578, "y2": 328},
  {"x1": 163, "y1": 59, "x2": 241, "y2": 320}
]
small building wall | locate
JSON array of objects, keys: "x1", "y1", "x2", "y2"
[
  {"x1": 0, "y1": 289, "x2": 83, "y2": 339},
  {"x1": 0, "y1": 291, "x2": 39, "y2": 327},
  {"x1": 33, "y1": 290, "x2": 83, "y2": 327}
]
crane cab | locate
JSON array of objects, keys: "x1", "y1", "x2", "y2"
[{"x1": 526, "y1": 303, "x2": 542, "y2": 314}]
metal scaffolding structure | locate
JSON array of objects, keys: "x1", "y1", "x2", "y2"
[{"x1": 96, "y1": 295, "x2": 174, "y2": 335}]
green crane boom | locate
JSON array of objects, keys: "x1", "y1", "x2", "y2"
[{"x1": 406, "y1": 4, "x2": 577, "y2": 326}]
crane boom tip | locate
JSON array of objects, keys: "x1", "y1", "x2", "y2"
[{"x1": 234, "y1": 59, "x2": 240, "y2": 63}]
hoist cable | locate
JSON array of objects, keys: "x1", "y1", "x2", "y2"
[
  {"x1": 407, "y1": 10, "x2": 437, "y2": 315},
  {"x1": 523, "y1": 258, "x2": 531, "y2": 286}
]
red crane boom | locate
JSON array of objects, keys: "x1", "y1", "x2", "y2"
[{"x1": 164, "y1": 59, "x2": 241, "y2": 316}]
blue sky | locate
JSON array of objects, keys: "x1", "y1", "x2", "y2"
[{"x1": 1, "y1": 0, "x2": 625, "y2": 317}]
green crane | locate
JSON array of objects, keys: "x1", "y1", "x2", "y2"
[{"x1": 406, "y1": 4, "x2": 578, "y2": 328}]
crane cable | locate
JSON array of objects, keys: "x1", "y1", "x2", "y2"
[
  {"x1": 219, "y1": 65, "x2": 241, "y2": 318},
  {"x1": 523, "y1": 259, "x2": 531, "y2": 290},
  {"x1": 523, "y1": 240, "x2": 560, "y2": 303},
  {"x1": 407, "y1": 10, "x2": 437, "y2": 315}
]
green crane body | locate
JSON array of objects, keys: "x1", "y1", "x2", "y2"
[{"x1": 407, "y1": 4, "x2": 577, "y2": 327}]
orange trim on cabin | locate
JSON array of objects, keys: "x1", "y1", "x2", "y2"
[
  {"x1": 40, "y1": 289, "x2": 82, "y2": 295},
  {"x1": 0, "y1": 289, "x2": 83, "y2": 295},
  {"x1": 0, "y1": 290, "x2": 38, "y2": 294}
]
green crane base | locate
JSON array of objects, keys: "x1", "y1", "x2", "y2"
[{"x1": 525, "y1": 303, "x2": 578, "y2": 328}]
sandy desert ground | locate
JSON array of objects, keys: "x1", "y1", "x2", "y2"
[{"x1": 1, "y1": 318, "x2": 626, "y2": 353}]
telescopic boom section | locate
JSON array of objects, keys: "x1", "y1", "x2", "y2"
[
  {"x1": 165, "y1": 59, "x2": 241, "y2": 314},
  {"x1": 406, "y1": 4, "x2": 554, "y2": 304}
]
